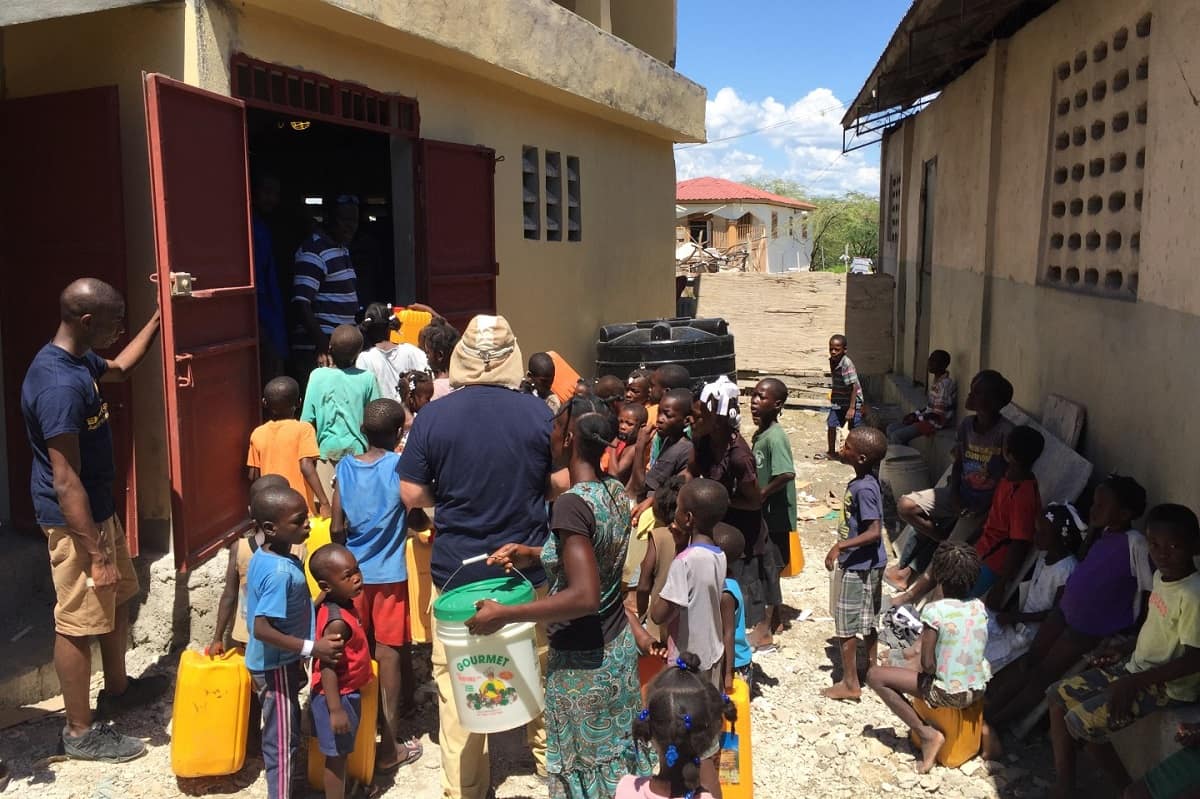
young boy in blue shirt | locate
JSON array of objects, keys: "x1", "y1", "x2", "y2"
[
  {"x1": 823, "y1": 426, "x2": 889, "y2": 702},
  {"x1": 331, "y1": 398, "x2": 423, "y2": 767},
  {"x1": 246, "y1": 485, "x2": 344, "y2": 799}
]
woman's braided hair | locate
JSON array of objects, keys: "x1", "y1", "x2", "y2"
[{"x1": 632, "y1": 652, "x2": 736, "y2": 797}]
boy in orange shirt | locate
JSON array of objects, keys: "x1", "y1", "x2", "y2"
[{"x1": 247, "y1": 376, "x2": 331, "y2": 517}]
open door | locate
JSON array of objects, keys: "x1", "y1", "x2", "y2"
[
  {"x1": 414, "y1": 140, "x2": 498, "y2": 331},
  {"x1": 145, "y1": 75, "x2": 259, "y2": 570},
  {"x1": 0, "y1": 87, "x2": 138, "y2": 552}
]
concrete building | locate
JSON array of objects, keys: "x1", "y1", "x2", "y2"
[
  {"x1": 676, "y1": 177, "x2": 815, "y2": 273},
  {"x1": 845, "y1": 0, "x2": 1198, "y2": 510},
  {"x1": 0, "y1": 0, "x2": 704, "y2": 701}
]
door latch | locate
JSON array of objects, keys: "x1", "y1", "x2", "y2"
[
  {"x1": 175, "y1": 353, "x2": 194, "y2": 388},
  {"x1": 169, "y1": 272, "x2": 195, "y2": 297}
]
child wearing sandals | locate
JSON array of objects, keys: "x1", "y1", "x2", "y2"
[
  {"x1": 618, "y1": 651, "x2": 737, "y2": 799},
  {"x1": 866, "y1": 541, "x2": 991, "y2": 774}
]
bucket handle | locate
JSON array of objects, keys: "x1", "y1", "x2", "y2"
[{"x1": 430, "y1": 553, "x2": 538, "y2": 616}]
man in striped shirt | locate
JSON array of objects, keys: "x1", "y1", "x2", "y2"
[{"x1": 291, "y1": 195, "x2": 361, "y2": 370}]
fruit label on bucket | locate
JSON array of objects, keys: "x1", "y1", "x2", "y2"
[{"x1": 455, "y1": 654, "x2": 520, "y2": 714}]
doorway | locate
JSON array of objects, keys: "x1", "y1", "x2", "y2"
[
  {"x1": 0, "y1": 87, "x2": 138, "y2": 546},
  {"x1": 913, "y1": 157, "x2": 936, "y2": 384},
  {"x1": 245, "y1": 108, "x2": 411, "y2": 311}
]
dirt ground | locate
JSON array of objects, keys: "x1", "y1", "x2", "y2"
[
  {"x1": 0, "y1": 408, "x2": 1110, "y2": 799},
  {"x1": 0, "y1": 271, "x2": 1111, "y2": 798}
]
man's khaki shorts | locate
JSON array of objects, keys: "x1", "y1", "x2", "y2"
[{"x1": 43, "y1": 516, "x2": 139, "y2": 637}]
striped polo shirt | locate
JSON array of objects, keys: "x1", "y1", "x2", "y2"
[
  {"x1": 830, "y1": 353, "x2": 863, "y2": 410},
  {"x1": 292, "y1": 231, "x2": 359, "y2": 349}
]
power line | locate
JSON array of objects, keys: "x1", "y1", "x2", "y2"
[{"x1": 674, "y1": 100, "x2": 848, "y2": 150}]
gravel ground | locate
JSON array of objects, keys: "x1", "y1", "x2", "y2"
[{"x1": 0, "y1": 407, "x2": 1113, "y2": 799}]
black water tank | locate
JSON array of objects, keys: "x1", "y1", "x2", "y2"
[{"x1": 595, "y1": 317, "x2": 735, "y2": 384}]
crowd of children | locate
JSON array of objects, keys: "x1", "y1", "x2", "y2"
[
  {"x1": 205, "y1": 307, "x2": 800, "y2": 799},
  {"x1": 816, "y1": 336, "x2": 1200, "y2": 797},
  {"x1": 212, "y1": 314, "x2": 1200, "y2": 799}
]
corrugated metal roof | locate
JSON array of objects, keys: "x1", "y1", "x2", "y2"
[
  {"x1": 841, "y1": 0, "x2": 1058, "y2": 131},
  {"x1": 676, "y1": 177, "x2": 816, "y2": 211}
]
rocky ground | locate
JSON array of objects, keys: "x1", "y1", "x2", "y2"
[{"x1": 0, "y1": 402, "x2": 1117, "y2": 799}]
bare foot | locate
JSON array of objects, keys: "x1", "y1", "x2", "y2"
[
  {"x1": 915, "y1": 727, "x2": 945, "y2": 774},
  {"x1": 821, "y1": 682, "x2": 862, "y2": 702},
  {"x1": 980, "y1": 721, "x2": 1004, "y2": 761},
  {"x1": 884, "y1": 565, "x2": 913, "y2": 590}
]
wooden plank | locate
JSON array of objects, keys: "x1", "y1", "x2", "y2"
[{"x1": 1041, "y1": 393, "x2": 1086, "y2": 450}]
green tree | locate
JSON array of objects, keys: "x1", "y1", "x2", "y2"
[{"x1": 745, "y1": 179, "x2": 880, "y2": 271}]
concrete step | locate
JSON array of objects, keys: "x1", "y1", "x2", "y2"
[
  {"x1": 0, "y1": 528, "x2": 53, "y2": 611},
  {"x1": 0, "y1": 596, "x2": 103, "y2": 709}
]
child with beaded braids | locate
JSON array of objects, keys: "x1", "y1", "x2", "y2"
[{"x1": 619, "y1": 652, "x2": 736, "y2": 799}]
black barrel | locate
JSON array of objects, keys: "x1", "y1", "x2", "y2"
[{"x1": 595, "y1": 317, "x2": 736, "y2": 385}]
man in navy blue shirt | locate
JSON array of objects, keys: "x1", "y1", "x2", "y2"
[
  {"x1": 400, "y1": 314, "x2": 554, "y2": 799},
  {"x1": 20, "y1": 278, "x2": 161, "y2": 762}
]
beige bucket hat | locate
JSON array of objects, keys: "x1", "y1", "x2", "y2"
[{"x1": 449, "y1": 314, "x2": 525, "y2": 389}]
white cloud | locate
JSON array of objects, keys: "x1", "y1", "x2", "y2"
[{"x1": 675, "y1": 87, "x2": 880, "y2": 196}]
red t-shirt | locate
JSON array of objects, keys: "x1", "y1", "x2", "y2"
[
  {"x1": 975, "y1": 477, "x2": 1041, "y2": 573},
  {"x1": 311, "y1": 600, "x2": 372, "y2": 694}
]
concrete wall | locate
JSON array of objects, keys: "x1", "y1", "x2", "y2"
[{"x1": 885, "y1": 0, "x2": 1200, "y2": 508}]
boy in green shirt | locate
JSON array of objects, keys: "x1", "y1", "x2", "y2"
[
  {"x1": 751, "y1": 378, "x2": 797, "y2": 648},
  {"x1": 301, "y1": 325, "x2": 381, "y2": 500}
]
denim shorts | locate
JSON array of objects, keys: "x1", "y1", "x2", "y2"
[
  {"x1": 311, "y1": 691, "x2": 362, "y2": 757},
  {"x1": 827, "y1": 406, "x2": 864, "y2": 429}
]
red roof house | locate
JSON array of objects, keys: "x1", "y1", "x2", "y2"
[{"x1": 676, "y1": 177, "x2": 816, "y2": 272}]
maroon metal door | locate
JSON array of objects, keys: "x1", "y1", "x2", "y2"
[
  {"x1": 0, "y1": 87, "x2": 139, "y2": 550},
  {"x1": 145, "y1": 74, "x2": 259, "y2": 570},
  {"x1": 414, "y1": 140, "x2": 498, "y2": 330}
]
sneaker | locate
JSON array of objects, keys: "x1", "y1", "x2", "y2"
[
  {"x1": 61, "y1": 722, "x2": 147, "y2": 763},
  {"x1": 96, "y1": 674, "x2": 170, "y2": 720}
]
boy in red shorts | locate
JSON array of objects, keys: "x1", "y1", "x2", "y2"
[{"x1": 331, "y1": 399, "x2": 423, "y2": 767}]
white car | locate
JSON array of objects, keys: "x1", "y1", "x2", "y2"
[{"x1": 849, "y1": 257, "x2": 874, "y2": 275}]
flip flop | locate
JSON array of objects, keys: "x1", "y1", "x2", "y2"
[{"x1": 397, "y1": 738, "x2": 423, "y2": 766}]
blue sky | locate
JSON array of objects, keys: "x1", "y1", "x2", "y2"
[{"x1": 674, "y1": 0, "x2": 910, "y2": 197}]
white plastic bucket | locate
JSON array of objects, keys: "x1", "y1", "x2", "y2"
[{"x1": 433, "y1": 573, "x2": 544, "y2": 734}]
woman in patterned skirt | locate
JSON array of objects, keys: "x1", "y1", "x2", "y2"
[{"x1": 467, "y1": 396, "x2": 655, "y2": 799}]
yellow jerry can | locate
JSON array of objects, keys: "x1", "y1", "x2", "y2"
[{"x1": 171, "y1": 648, "x2": 252, "y2": 777}]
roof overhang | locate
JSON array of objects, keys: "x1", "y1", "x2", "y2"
[
  {"x1": 840, "y1": 0, "x2": 1059, "y2": 151},
  {"x1": 0, "y1": 0, "x2": 156, "y2": 26}
]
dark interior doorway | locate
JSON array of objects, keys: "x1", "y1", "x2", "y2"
[{"x1": 245, "y1": 108, "x2": 409, "y2": 310}]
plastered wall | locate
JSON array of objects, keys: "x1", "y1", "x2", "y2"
[{"x1": 886, "y1": 0, "x2": 1200, "y2": 507}]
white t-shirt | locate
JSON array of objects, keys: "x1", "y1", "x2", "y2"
[
  {"x1": 984, "y1": 552, "x2": 1077, "y2": 670},
  {"x1": 356, "y1": 344, "x2": 428, "y2": 401},
  {"x1": 659, "y1": 543, "x2": 727, "y2": 672}
]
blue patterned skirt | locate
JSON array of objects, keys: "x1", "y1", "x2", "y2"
[{"x1": 545, "y1": 624, "x2": 655, "y2": 799}]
